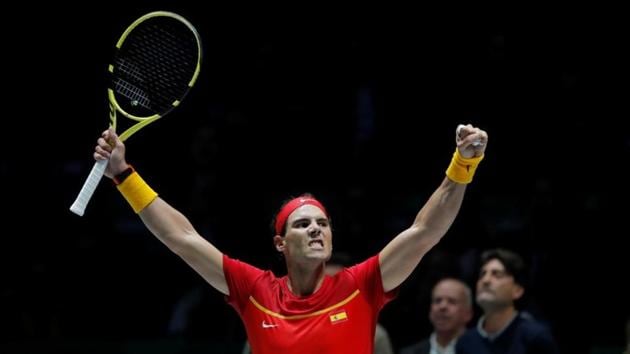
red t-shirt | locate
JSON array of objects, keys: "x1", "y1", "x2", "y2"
[{"x1": 223, "y1": 254, "x2": 397, "y2": 354}]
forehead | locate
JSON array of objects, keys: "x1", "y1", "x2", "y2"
[
  {"x1": 433, "y1": 280, "x2": 464, "y2": 298},
  {"x1": 287, "y1": 204, "x2": 327, "y2": 222},
  {"x1": 481, "y1": 258, "x2": 506, "y2": 271}
]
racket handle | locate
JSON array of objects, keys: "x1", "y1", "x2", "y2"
[{"x1": 69, "y1": 159, "x2": 108, "y2": 216}]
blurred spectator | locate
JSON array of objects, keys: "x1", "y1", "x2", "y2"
[
  {"x1": 400, "y1": 277, "x2": 472, "y2": 354},
  {"x1": 456, "y1": 248, "x2": 558, "y2": 354}
]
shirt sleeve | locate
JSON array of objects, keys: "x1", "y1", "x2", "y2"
[
  {"x1": 223, "y1": 254, "x2": 265, "y2": 314},
  {"x1": 529, "y1": 326, "x2": 560, "y2": 354},
  {"x1": 346, "y1": 254, "x2": 398, "y2": 310}
]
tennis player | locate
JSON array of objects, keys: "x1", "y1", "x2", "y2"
[{"x1": 93, "y1": 123, "x2": 487, "y2": 354}]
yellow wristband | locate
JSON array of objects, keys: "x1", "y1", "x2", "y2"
[
  {"x1": 116, "y1": 171, "x2": 158, "y2": 213},
  {"x1": 445, "y1": 149, "x2": 484, "y2": 184}
]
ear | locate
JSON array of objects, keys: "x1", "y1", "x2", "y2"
[
  {"x1": 273, "y1": 235, "x2": 286, "y2": 252},
  {"x1": 512, "y1": 283, "x2": 525, "y2": 301},
  {"x1": 463, "y1": 306, "x2": 473, "y2": 323}
]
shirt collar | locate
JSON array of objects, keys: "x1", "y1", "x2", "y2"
[
  {"x1": 429, "y1": 332, "x2": 457, "y2": 354},
  {"x1": 476, "y1": 311, "x2": 519, "y2": 341}
]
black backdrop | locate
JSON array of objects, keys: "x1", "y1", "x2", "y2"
[{"x1": 2, "y1": 2, "x2": 628, "y2": 354}]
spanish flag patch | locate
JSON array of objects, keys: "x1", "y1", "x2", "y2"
[{"x1": 329, "y1": 310, "x2": 348, "y2": 324}]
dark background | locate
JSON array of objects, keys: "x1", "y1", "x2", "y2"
[{"x1": 2, "y1": 2, "x2": 628, "y2": 353}]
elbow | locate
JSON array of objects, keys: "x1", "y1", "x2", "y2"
[
  {"x1": 408, "y1": 224, "x2": 444, "y2": 250},
  {"x1": 165, "y1": 230, "x2": 198, "y2": 257},
  {"x1": 414, "y1": 214, "x2": 455, "y2": 239}
]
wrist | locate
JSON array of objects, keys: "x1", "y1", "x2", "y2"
[
  {"x1": 113, "y1": 164, "x2": 135, "y2": 185},
  {"x1": 445, "y1": 149, "x2": 484, "y2": 184},
  {"x1": 116, "y1": 169, "x2": 158, "y2": 213}
]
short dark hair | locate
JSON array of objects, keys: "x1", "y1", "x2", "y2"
[{"x1": 480, "y1": 248, "x2": 527, "y2": 288}]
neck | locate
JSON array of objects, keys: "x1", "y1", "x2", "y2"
[
  {"x1": 287, "y1": 263, "x2": 325, "y2": 296},
  {"x1": 435, "y1": 328, "x2": 465, "y2": 347},
  {"x1": 483, "y1": 306, "x2": 517, "y2": 334}
]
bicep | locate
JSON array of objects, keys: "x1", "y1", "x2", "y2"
[
  {"x1": 379, "y1": 226, "x2": 439, "y2": 292},
  {"x1": 139, "y1": 198, "x2": 229, "y2": 294},
  {"x1": 178, "y1": 233, "x2": 229, "y2": 295}
]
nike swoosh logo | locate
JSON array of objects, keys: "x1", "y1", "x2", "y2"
[{"x1": 262, "y1": 320, "x2": 278, "y2": 329}]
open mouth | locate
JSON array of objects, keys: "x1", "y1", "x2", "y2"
[{"x1": 308, "y1": 240, "x2": 324, "y2": 249}]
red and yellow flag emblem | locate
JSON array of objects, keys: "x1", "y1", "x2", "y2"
[{"x1": 329, "y1": 310, "x2": 348, "y2": 324}]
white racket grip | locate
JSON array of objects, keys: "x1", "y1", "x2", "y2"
[{"x1": 69, "y1": 159, "x2": 108, "y2": 216}]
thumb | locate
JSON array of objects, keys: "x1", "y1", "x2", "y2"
[{"x1": 106, "y1": 128, "x2": 124, "y2": 148}]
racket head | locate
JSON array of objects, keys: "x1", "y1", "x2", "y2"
[{"x1": 108, "y1": 11, "x2": 202, "y2": 127}]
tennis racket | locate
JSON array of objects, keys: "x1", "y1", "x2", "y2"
[{"x1": 70, "y1": 11, "x2": 202, "y2": 216}]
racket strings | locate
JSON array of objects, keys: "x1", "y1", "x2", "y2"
[
  {"x1": 113, "y1": 69, "x2": 150, "y2": 109},
  {"x1": 114, "y1": 17, "x2": 199, "y2": 115}
]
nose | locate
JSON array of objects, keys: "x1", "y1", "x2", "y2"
[
  {"x1": 436, "y1": 299, "x2": 447, "y2": 310},
  {"x1": 479, "y1": 272, "x2": 492, "y2": 286},
  {"x1": 308, "y1": 223, "x2": 321, "y2": 237}
]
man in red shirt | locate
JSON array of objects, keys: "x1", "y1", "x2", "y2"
[{"x1": 92, "y1": 123, "x2": 487, "y2": 353}]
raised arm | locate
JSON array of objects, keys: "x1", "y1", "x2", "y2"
[
  {"x1": 95, "y1": 128, "x2": 228, "y2": 295},
  {"x1": 379, "y1": 124, "x2": 488, "y2": 292}
]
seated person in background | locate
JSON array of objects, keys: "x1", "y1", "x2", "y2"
[
  {"x1": 456, "y1": 248, "x2": 558, "y2": 354},
  {"x1": 400, "y1": 277, "x2": 472, "y2": 354}
]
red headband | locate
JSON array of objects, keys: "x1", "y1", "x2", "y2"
[{"x1": 275, "y1": 197, "x2": 328, "y2": 235}]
